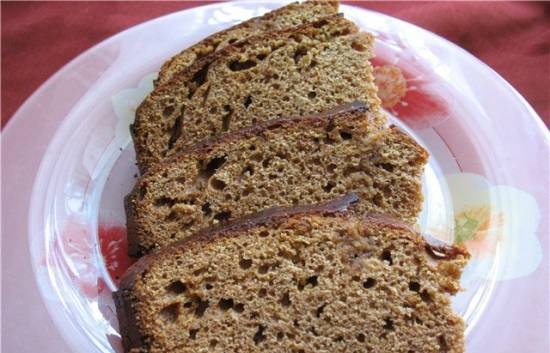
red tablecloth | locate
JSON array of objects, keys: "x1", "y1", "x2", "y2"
[{"x1": 2, "y1": 1, "x2": 548, "y2": 128}]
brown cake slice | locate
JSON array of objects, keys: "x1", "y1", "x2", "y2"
[
  {"x1": 126, "y1": 103, "x2": 428, "y2": 256},
  {"x1": 133, "y1": 14, "x2": 384, "y2": 171},
  {"x1": 114, "y1": 194, "x2": 469, "y2": 353},
  {"x1": 156, "y1": 0, "x2": 340, "y2": 85}
]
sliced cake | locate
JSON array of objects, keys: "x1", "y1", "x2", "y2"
[
  {"x1": 126, "y1": 103, "x2": 428, "y2": 256},
  {"x1": 157, "y1": 0, "x2": 339, "y2": 85},
  {"x1": 133, "y1": 14, "x2": 384, "y2": 171},
  {"x1": 114, "y1": 194, "x2": 469, "y2": 353}
]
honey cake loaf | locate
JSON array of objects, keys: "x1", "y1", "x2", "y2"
[
  {"x1": 133, "y1": 14, "x2": 384, "y2": 171},
  {"x1": 126, "y1": 103, "x2": 428, "y2": 256},
  {"x1": 114, "y1": 194, "x2": 469, "y2": 353},
  {"x1": 157, "y1": 1, "x2": 340, "y2": 85}
]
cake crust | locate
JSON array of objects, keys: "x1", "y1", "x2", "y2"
[{"x1": 156, "y1": 1, "x2": 340, "y2": 85}]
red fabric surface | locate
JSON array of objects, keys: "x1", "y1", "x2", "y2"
[{"x1": 2, "y1": 1, "x2": 549, "y2": 128}]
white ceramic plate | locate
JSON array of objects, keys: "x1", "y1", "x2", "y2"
[{"x1": 3, "y1": 2, "x2": 548, "y2": 352}]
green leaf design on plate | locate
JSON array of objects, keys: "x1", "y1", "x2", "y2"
[{"x1": 454, "y1": 216, "x2": 481, "y2": 245}]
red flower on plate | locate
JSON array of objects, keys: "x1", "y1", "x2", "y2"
[
  {"x1": 99, "y1": 224, "x2": 135, "y2": 285},
  {"x1": 372, "y1": 57, "x2": 450, "y2": 130}
]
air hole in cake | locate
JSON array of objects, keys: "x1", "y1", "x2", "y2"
[
  {"x1": 189, "y1": 328, "x2": 199, "y2": 340},
  {"x1": 222, "y1": 107, "x2": 232, "y2": 132},
  {"x1": 282, "y1": 95, "x2": 290, "y2": 102},
  {"x1": 306, "y1": 275, "x2": 318, "y2": 287},
  {"x1": 201, "y1": 202, "x2": 212, "y2": 216},
  {"x1": 257, "y1": 53, "x2": 267, "y2": 61},
  {"x1": 309, "y1": 326, "x2": 319, "y2": 336},
  {"x1": 218, "y1": 298, "x2": 234, "y2": 311},
  {"x1": 383, "y1": 185, "x2": 392, "y2": 197},
  {"x1": 202, "y1": 85, "x2": 211, "y2": 103},
  {"x1": 326, "y1": 163, "x2": 338, "y2": 173},
  {"x1": 293, "y1": 319, "x2": 300, "y2": 327},
  {"x1": 324, "y1": 135, "x2": 335, "y2": 145},
  {"x1": 239, "y1": 258, "x2": 252, "y2": 269},
  {"x1": 162, "y1": 105, "x2": 175, "y2": 118},
  {"x1": 343, "y1": 164, "x2": 362, "y2": 176},
  {"x1": 228, "y1": 38, "x2": 237, "y2": 44},
  {"x1": 214, "y1": 211, "x2": 231, "y2": 222},
  {"x1": 242, "y1": 165, "x2": 254, "y2": 176},
  {"x1": 363, "y1": 277, "x2": 376, "y2": 288},
  {"x1": 356, "y1": 333, "x2": 366, "y2": 342},
  {"x1": 183, "y1": 301, "x2": 192, "y2": 308},
  {"x1": 383, "y1": 318, "x2": 394, "y2": 331},
  {"x1": 280, "y1": 292, "x2": 292, "y2": 307},
  {"x1": 248, "y1": 144, "x2": 257, "y2": 151},
  {"x1": 200, "y1": 155, "x2": 227, "y2": 180},
  {"x1": 409, "y1": 281, "x2": 421, "y2": 292},
  {"x1": 334, "y1": 336, "x2": 344, "y2": 342},
  {"x1": 194, "y1": 298, "x2": 209, "y2": 317},
  {"x1": 312, "y1": 157, "x2": 322, "y2": 166},
  {"x1": 234, "y1": 303, "x2": 245, "y2": 313},
  {"x1": 381, "y1": 248, "x2": 393, "y2": 265},
  {"x1": 159, "y1": 303, "x2": 180, "y2": 323},
  {"x1": 205, "y1": 283, "x2": 213, "y2": 290},
  {"x1": 229, "y1": 59, "x2": 257, "y2": 72},
  {"x1": 323, "y1": 181, "x2": 336, "y2": 193},
  {"x1": 259, "y1": 230, "x2": 269, "y2": 237},
  {"x1": 338, "y1": 27, "x2": 352, "y2": 36},
  {"x1": 222, "y1": 104, "x2": 232, "y2": 113},
  {"x1": 251, "y1": 153, "x2": 263, "y2": 162},
  {"x1": 277, "y1": 332, "x2": 284, "y2": 341},
  {"x1": 262, "y1": 159, "x2": 271, "y2": 168},
  {"x1": 192, "y1": 266, "x2": 207, "y2": 276},
  {"x1": 420, "y1": 290, "x2": 432, "y2": 302},
  {"x1": 377, "y1": 163, "x2": 395, "y2": 172},
  {"x1": 166, "y1": 280, "x2": 187, "y2": 294},
  {"x1": 312, "y1": 18, "x2": 328, "y2": 28},
  {"x1": 340, "y1": 131, "x2": 352, "y2": 140},
  {"x1": 154, "y1": 196, "x2": 176, "y2": 207},
  {"x1": 210, "y1": 339, "x2": 218, "y2": 348},
  {"x1": 253, "y1": 325, "x2": 267, "y2": 345},
  {"x1": 258, "y1": 288, "x2": 267, "y2": 297},
  {"x1": 438, "y1": 335, "x2": 449, "y2": 352},
  {"x1": 244, "y1": 95, "x2": 253, "y2": 109},
  {"x1": 316, "y1": 303, "x2": 327, "y2": 318},
  {"x1": 138, "y1": 187, "x2": 146, "y2": 200},
  {"x1": 190, "y1": 63, "x2": 210, "y2": 90},
  {"x1": 258, "y1": 264, "x2": 270, "y2": 274},
  {"x1": 351, "y1": 40, "x2": 367, "y2": 52},
  {"x1": 210, "y1": 178, "x2": 226, "y2": 191},
  {"x1": 373, "y1": 194, "x2": 383, "y2": 207},
  {"x1": 293, "y1": 46, "x2": 308, "y2": 64},
  {"x1": 308, "y1": 91, "x2": 317, "y2": 99},
  {"x1": 352, "y1": 275, "x2": 360, "y2": 282},
  {"x1": 167, "y1": 115, "x2": 183, "y2": 149},
  {"x1": 165, "y1": 210, "x2": 179, "y2": 222}
]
